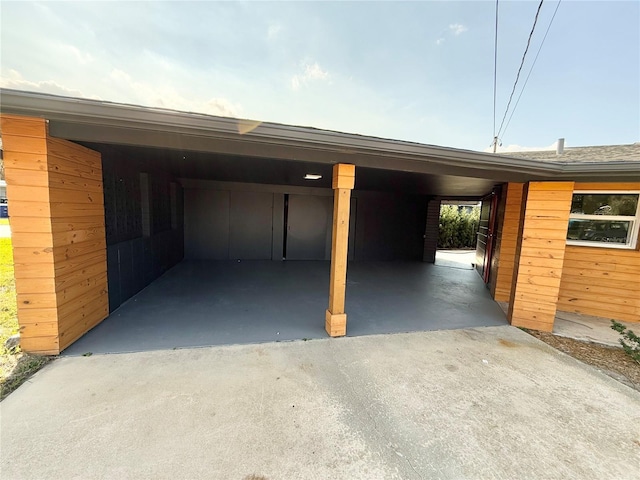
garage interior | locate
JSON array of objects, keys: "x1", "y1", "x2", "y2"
[{"x1": 61, "y1": 142, "x2": 507, "y2": 354}]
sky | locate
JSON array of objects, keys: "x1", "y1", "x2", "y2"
[{"x1": 1, "y1": 0, "x2": 638, "y2": 152}]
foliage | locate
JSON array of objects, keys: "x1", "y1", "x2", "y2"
[
  {"x1": 571, "y1": 194, "x2": 638, "y2": 216},
  {"x1": 438, "y1": 205, "x2": 480, "y2": 249},
  {"x1": 0, "y1": 238, "x2": 18, "y2": 347},
  {"x1": 0, "y1": 236, "x2": 51, "y2": 401},
  {"x1": 611, "y1": 321, "x2": 640, "y2": 365}
]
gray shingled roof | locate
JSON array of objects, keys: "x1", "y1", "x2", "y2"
[{"x1": 501, "y1": 143, "x2": 640, "y2": 164}]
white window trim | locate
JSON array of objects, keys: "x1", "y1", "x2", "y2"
[{"x1": 566, "y1": 190, "x2": 640, "y2": 250}]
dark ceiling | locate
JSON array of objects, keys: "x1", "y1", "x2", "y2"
[{"x1": 82, "y1": 142, "x2": 497, "y2": 198}]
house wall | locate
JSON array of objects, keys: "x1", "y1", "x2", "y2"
[
  {"x1": 557, "y1": 182, "x2": 640, "y2": 323},
  {"x1": 102, "y1": 152, "x2": 184, "y2": 312},
  {"x1": 182, "y1": 180, "x2": 427, "y2": 261},
  {"x1": 492, "y1": 181, "x2": 639, "y2": 327},
  {"x1": 508, "y1": 181, "x2": 574, "y2": 332},
  {"x1": 352, "y1": 191, "x2": 427, "y2": 261},
  {"x1": 1, "y1": 114, "x2": 108, "y2": 354}
]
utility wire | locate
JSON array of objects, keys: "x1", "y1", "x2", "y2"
[
  {"x1": 492, "y1": 0, "x2": 499, "y2": 151},
  {"x1": 496, "y1": 0, "x2": 545, "y2": 140},
  {"x1": 502, "y1": 0, "x2": 562, "y2": 139}
]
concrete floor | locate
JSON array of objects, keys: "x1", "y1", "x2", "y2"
[
  {"x1": 3, "y1": 326, "x2": 639, "y2": 480},
  {"x1": 64, "y1": 257, "x2": 506, "y2": 355}
]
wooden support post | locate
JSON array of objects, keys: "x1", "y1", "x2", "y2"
[
  {"x1": 326, "y1": 163, "x2": 355, "y2": 337},
  {"x1": 508, "y1": 181, "x2": 574, "y2": 332}
]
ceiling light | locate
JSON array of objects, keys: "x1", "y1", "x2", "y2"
[{"x1": 304, "y1": 174, "x2": 322, "y2": 180}]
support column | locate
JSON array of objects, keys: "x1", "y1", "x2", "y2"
[
  {"x1": 1, "y1": 114, "x2": 108, "y2": 354},
  {"x1": 491, "y1": 183, "x2": 524, "y2": 301},
  {"x1": 422, "y1": 198, "x2": 441, "y2": 263},
  {"x1": 326, "y1": 163, "x2": 355, "y2": 337},
  {"x1": 508, "y1": 181, "x2": 574, "y2": 332}
]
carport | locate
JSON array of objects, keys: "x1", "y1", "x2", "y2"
[
  {"x1": 1, "y1": 90, "x2": 561, "y2": 354},
  {"x1": 63, "y1": 259, "x2": 506, "y2": 354}
]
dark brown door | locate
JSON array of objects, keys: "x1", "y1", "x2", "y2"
[{"x1": 475, "y1": 192, "x2": 498, "y2": 283}]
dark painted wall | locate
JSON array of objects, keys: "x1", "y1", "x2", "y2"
[
  {"x1": 352, "y1": 191, "x2": 427, "y2": 261},
  {"x1": 103, "y1": 154, "x2": 184, "y2": 312},
  {"x1": 184, "y1": 189, "x2": 281, "y2": 260},
  {"x1": 423, "y1": 199, "x2": 441, "y2": 263},
  {"x1": 184, "y1": 182, "x2": 427, "y2": 262}
]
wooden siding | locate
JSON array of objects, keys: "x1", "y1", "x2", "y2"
[
  {"x1": 1, "y1": 114, "x2": 108, "y2": 354},
  {"x1": 508, "y1": 182, "x2": 574, "y2": 332},
  {"x1": 491, "y1": 183, "x2": 524, "y2": 301},
  {"x1": 557, "y1": 182, "x2": 640, "y2": 323}
]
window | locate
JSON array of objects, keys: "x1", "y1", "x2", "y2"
[{"x1": 567, "y1": 192, "x2": 640, "y2": 249}]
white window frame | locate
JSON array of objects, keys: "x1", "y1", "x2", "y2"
[{"x1": 566, "y1": 190, "x2": 640, "y2": 249}]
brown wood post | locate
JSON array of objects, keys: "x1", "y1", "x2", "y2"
[
  {"x1": 508, "y1": 181, "x2": 574, "y2": 332},
  {"x1": 326, "y1": 163, "x2": 355, "y2": 337}
]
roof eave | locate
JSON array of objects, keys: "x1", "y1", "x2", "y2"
[{"x1": 1, "y1": 89, "x2": 638, "y2": 181}]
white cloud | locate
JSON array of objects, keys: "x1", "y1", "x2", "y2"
[
  {"x1": 1, "y1": 68, "x2": 242, "y2": 118},
  {"x1": 449, "y1": 23, "x2": 468, "y2": 35},
  {"x1": 436, "y1": 38, "x2": 445, "y2": 46},
  {"x1": 65, "y1": 44, "x2": 93, "y2": 65},
  {"x1": 290, "y1": 62, "x2": 330, "y2": 91},
  {"x1": 483, "y1": 141, "x2": 558, "y2": 153},
  {"x1": 204, "y1": 98, "x2": 242, "y2": 117},
  {"x1": 107, "y1": 68, "x2": 243, "y2": 117},
  {"x1": 0, "y1": 69, "x2": 100, "y2": 99}
]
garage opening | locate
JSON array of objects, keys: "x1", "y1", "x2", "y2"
[{"x1": 62, "y1": 143, "x2": 507, "y2": 355}]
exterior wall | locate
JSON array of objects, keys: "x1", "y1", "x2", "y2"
[
  {"x1": 422, "y1": 198, "x2": 441, "y2": 263},
  {"x1": 490, "y1": 183, "x2": 524, "y2": 301},
  {"x1": 182, "y1": 180, "x2": 427, "y2": 262},
  {"x1": 557, "y1": 182, "x2": 640, "y2": 323},
  {"x1": 508, "y1": 182, "x2": 574, "y2": 332},
  {"x1": 352, "y1": 191, "x2": 427, "y2": 261},
  {"x1": 1, "y1": 114, "x2": 108, "y2": 354},
  {"x1": 101, "y1": 151, "x2": 184, "y2": 312}
]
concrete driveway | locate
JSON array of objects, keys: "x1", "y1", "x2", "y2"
[{"x1": 2, "y1": 326, "x2": 639, "y2": 479}]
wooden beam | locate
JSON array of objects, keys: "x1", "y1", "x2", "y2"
[{"x1": 326, "y1": 163, "x2": 355, "y2": 337}]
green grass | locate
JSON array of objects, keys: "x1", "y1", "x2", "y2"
[
  {"x1": 0, "y1": 237, "x2": 18, "y2": 343},
  {"x1": 0, "y1": 237, "x2": 51, "y2": 400}
]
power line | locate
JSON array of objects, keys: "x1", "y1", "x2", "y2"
[
  {"x1": 496, "y1": 0, "x2": 545, "y2": 140},
  {"x1": 492, "y1": 0, "x2": 499, "y2": 152},
  {"x1": 502, "y1": 0, "x2": 562, "y2": 139}
]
